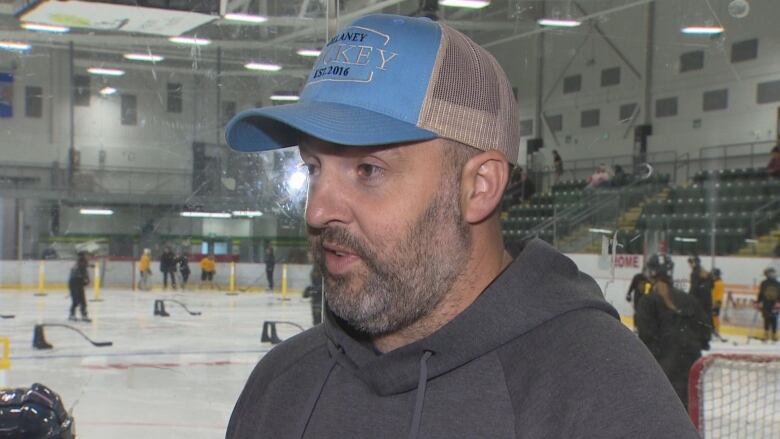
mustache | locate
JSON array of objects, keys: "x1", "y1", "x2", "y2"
[{"x1": 308, "y1": 226, "x2": 374, "y2": 262}]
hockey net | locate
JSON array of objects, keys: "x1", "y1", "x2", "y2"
[{"x1": 689, "y1": 354, "x2": 780, "y2": 438}]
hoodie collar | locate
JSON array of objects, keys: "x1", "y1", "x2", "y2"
[{"x1": 324, "y1": 238, "x2": 617, "y2": 396}]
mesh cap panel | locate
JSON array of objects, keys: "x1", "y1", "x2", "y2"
[{"x1": 418, "y1": 24, "x2": 519, "y2": 164}]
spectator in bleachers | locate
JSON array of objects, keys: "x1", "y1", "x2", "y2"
[
  {"x1": 553, "y1": 150, "x2": 563, "y2": 182},
  {"x1": 586, "y1": 164, "x2": 612, "y2": 189},
  {"x1": 767, "y1": 145, "x2": 780, "y2": 177},
  {"x1": 611, "y1": 165, "x2": 629, "y2": 187}
]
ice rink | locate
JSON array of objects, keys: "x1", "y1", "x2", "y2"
[
  {"x1": 0, "y1": 285, "x2": 778, "y2": 438},
  {"x1": 0, "y1": 288, "x2": 314, "y2": 438}
]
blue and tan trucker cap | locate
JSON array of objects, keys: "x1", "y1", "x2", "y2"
[{"x1": 225, "y1": 14, "x2": 519, "y2": 164}]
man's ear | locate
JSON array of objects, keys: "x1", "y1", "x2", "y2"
[{"x1": 460, "y1": 150, "x2": 510, "y2": 224}]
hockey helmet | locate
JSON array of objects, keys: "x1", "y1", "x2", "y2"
[{"x1": 646, "y1": 254, "x2": 674, "y2": 283}]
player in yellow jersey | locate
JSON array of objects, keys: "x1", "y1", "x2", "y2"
[
  {"x1": 711, "y1": 269, "x2": 725, "y2": 339},
  {"x1": 200, "y1": 254, "x2": 216, "y2": 289},
  {"x1": 138, "y1": 249, "x2": 152, "y2": 291}
]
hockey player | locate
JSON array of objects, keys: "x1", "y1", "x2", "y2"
[
  {"x1": 199, "y1": 254, "x2": 216, "y2": 289},
  {"x1": 626, "y1": 268, "x2": 652, "y2": 327},
  {"x1": 177, "y1": 252, "x2": 191, "y2": 290},
  {"x1": 159, "y1": 246, "x2": 177, "y2": 290},
  {"x1": 756, "y1": 267, "x2": 780, "y2": 342},
  {"x1": 637, "y1": 254, "x2": 711, "y2": 409},
  {"x1": 138, "y1": 248, "x2": 152, "y2": 291},
  {"x1": 711, "y1": 268, "x2": 725, "y2": 339},
  {"x1": 688, "y1": 255, "x2": 714, "y2": 327},
  {"x1": 67, "y1": 252, "x2": 90, "y2": 322}
]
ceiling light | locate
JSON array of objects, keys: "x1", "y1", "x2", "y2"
[
  {"x1": 21, "y1": 22, "x2": 69, "y2": 33},
  {"x1": 231, "y1": 211, "x2": 263, "y2": 218},
  {"x1": 87, "y1": 67, "x2": 125, "y2": 76},
  {"x1": 270, "y1": 95, "x2": 300, "y2": 102},
  {"x1": 440, "y1": 0, "x2": 490, "y2": 8},
  {"x1": 224, "y1": 13, "x2": 268, "y2": 24},
  {"x1": 296, "y1": 49, "x2": 321, "y2": 57},
  {"x1": 538, "y1": 18, "x2": 582, "y2": 27},
  {"x1": 180, "y1": 211, "x2": 231, "y2": 218},
  {"x1": 0, "y1": 41, "x2": 31, "y2": 51},
  {"x1": 80, "y1": 208, "x2": 114, "y2": 216},
  {"x1": 123, "y1": 53, "x2": 164, "y2": 62},
  {"x1": 681, "y1": 26, "x2": 724, "y2": 35},
  {"x1": 99, "y1": 87, "x2": 117, "y2": 96},
  {"x1": 169, "y1": 36, "x2": 211, "y2": 46},
  {"x1": 245, "y1": 62, "x2": 282, "y2": 72}
]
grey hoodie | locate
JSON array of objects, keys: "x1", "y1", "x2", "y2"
[{"x1": 226, "y1": 239, "x2": 700, "y2": 438}]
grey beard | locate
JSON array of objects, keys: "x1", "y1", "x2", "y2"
[{"x1": 311, "y1": 186, "x2": 471, "y2": 336}]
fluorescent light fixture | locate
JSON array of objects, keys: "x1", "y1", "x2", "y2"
[
  {"x1": 589, "y1": 228, "x2": 613, "y2": 234},
  {"x1": 681, "y1": 26, "x2": 724, "y2": 35},
  {"x1": 21, "y1": 22, "x2": 69, "y2": 33},
  {"x1": 270, "y1": 94, "x2": 300, "y2": 102},
  {"x1": 537, "y1": 18, "x2": 582, "y2": 27},
  {"x1": 232, "y1": 210, "x2": 263, "y2": 218},
  {"x1": 296, "y1": 49, "x2": 321, "y2": 57},
  {"x1": 180, "y1": 211, "x2": 231, "y2": 218},
  {"x1": 87, "y1": 67, "x2": 125, "y2": 76},
  {"x1": 440, "y1": 0, "x2": 490, "y2": 8},
  {"x1": 123, "y1": 53, "x2": 164, "y2": 62},
  {"x1": 99, "y1": 87, "x2": 117, "y2": 96},
  {"x1": 245, "y1": 62, "x2": 282, "y2": 72},
  {"x1": 168, "y1": 36, "x2": 211, "y2": 46},
  {"x1": 674, "y1": 237, "x2": 698, "y2": 243},
  {"x1": 745, "y1": 238, "x2": 758, "y2": 244},
  {"x1": 224, "y1": 13, "x2": 268, "y2": 24},
  {"x1": 0, "y1": 41, "x2": 31, "y2": 51},
  {"x1": 80, "y1": 208, "x2": 114, "y2": 216}
]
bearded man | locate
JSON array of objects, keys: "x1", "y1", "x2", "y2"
[{"x1": 224, "y1": 14, "x2": 699, "y2": 439}]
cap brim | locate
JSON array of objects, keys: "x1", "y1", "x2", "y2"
[{"x1": 225, "y1": 101, "x2": 438, "y2": 152}]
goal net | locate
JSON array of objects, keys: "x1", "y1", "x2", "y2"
[{"x1": 689, "y1": 354, "x2": 780, "y2": 438}]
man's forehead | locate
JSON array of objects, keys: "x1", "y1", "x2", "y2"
[{"x1": 298, "y1": 135, "x2": 429, "y2": 160}]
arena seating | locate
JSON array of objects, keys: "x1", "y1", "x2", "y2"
[{"x1": 502, "y1": 166, "x2": 779, "y2": 256}]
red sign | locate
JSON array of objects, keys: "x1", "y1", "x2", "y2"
[{"x1": 614, "y1": 254, "x2": 640, "y2": 268}]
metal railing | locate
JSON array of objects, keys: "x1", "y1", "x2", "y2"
[
  {"x1": 750, "y1": 198, "x2": 780, "y2": 238},
  {"x1": 698, "y1": 140, "x2": 775, "y2": 173}
]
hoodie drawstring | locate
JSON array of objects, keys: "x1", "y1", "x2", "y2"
[
  {"x1": 408, "y1": 350, "x2": 433, "y2": 439},
  {"x1": 295, "y1": 357, "x2": 337, "y2": 439}
]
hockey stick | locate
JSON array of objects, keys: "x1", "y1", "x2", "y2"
[
  {"x1": 42, "y1": 324, "x2": 113, "y2": 347},
  {"x1": 0, "y1": 314, "x2": 15, "y2": 319},
  {"x1": 166, "y1": 299, "x2": 202, "y2": 316}
]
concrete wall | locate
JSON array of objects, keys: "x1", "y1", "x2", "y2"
[{"x1": 485, "y1": 0, "x2": 780, "y2": 169}]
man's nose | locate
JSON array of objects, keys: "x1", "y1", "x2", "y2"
[{"x1": 305, "y1": 171, "x2": 352, "y2": 229}]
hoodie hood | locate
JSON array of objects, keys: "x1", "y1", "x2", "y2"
[{"x1": 323, "y1": 238, "x2": 617, "y2": 396}]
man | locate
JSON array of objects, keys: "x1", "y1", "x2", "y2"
[
  {"x1": 636, "y1": 254, "x2": 711, "y2": 410},
  {"x1": 264, "y1": 244, "x2": 275, "y2": 291},
  {"x1": 138, "y1": 248, "x2": 152, "y2": 291},
  {"x1": 225, "y1": 14, "x2": 699, "y2": 438},
  {"x1": 688, "y1": 255, "x2": 713, "y2": 325},
  {"x1": 626, "y1": 267, "x2": 652, "y2": 327},
  {"x1": 160, "y1": 246, "x2": 177, "y2": 290},
  {"x1": 757, "y1": 267, "x2": 780, "y2": 341}
]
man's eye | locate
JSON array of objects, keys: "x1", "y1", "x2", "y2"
[{"x1": 357, "y1": 164, "x2": 383, "y2": 178}]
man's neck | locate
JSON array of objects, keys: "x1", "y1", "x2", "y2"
[{"x1": 372, "y1": 246, "x2": 512, "y2": 353}]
